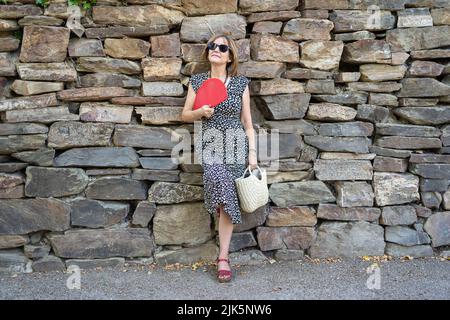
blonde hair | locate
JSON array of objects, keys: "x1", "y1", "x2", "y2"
[{"x1": 200, "y1": 34, "x2": 239, "y2": 77}]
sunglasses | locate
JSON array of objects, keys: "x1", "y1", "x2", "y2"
[{"x1": 207, "y1": 42, "x2": 230, "y2": 53}]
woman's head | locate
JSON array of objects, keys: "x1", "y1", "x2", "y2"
[{"x1": 201, "y1": 34, "x2": 239, "y2": 76}]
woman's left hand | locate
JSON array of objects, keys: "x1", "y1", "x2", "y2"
[{"x1": 248, "y1": 152, "x2": 258, "y2": 170}]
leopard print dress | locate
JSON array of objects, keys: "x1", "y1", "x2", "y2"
[{"x1": 190, "y1": 71, "x2": 251, "y2": 224}]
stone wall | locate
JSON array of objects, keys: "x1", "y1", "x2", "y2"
[{"x1": 1, "y1": 0, "x2": 450, "y2": 273}]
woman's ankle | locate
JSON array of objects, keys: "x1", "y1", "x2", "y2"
[{"x1": 218, "y1": 254, "x2": 229, "y2": 260}]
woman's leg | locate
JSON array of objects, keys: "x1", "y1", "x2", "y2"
[{"x1": 217, "y1": 204, "x2": 233, "y2": 276}]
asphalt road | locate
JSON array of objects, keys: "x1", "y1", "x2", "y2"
[{"x1": 0, "y1": 257, "x2": 448, "y2": 300}]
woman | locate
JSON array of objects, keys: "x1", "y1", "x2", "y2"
[{"x1": 181, "y1": 34, "x2": 257, "y2": 283}]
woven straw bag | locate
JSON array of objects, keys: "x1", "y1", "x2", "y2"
[{"x1": 235, "y1": 165, "x2": 269, "y2": 213}]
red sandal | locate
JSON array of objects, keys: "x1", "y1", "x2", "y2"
[{"x1": 216, "y1": 258, "x2": 232, "y2": 283}]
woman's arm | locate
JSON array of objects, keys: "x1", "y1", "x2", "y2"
[
  {"x1": 241, "y1": 84, "x2": 257, "y2": 168},
  {"x1": 181, "y1": 82, "x2": 212, "y2": 122}
]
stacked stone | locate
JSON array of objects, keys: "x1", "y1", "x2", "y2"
[
  {"x1": 0, "y1": 0, "x2": 449, "y2": 273},
  {"x1": 260, "y1": 0, "x2": 450, "y2": 260}
]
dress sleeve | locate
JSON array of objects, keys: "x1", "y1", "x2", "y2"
[
  {"x1": 243, "y1": 76, "x2": 251, "y2": 88},
  {"x1": 188, "y1": 73, "x2": 199, "y2": 94},
  {"x1": 240, "y1": 75, "x2": 251, "y2": 96}
]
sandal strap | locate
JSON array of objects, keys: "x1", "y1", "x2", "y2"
[{"x1": 216, "y1": 258, "x2": 232, "y2": 281}]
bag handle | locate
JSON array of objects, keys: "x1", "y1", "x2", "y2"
[{"x1": 241, "y1": 165, "x2": 263, "y2": 181}]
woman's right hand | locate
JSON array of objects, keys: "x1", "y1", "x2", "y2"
[{"x1": 200, "y1": 105, "x2": 214, "y2": 118}]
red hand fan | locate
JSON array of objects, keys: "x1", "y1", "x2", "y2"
[{"x1": 193, "y1": 78, "x2": 228, "y2": 110}]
